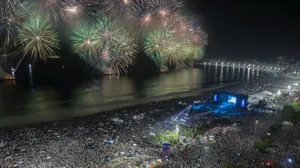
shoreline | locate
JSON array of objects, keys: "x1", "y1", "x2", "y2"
[{"x1": 0, "y1": 81, "x2": 242, "y2": 128}]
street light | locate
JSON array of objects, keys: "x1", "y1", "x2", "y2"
[
  {"x1": 11, "y1": 67, "x2": 15, "y2": 79},
  {"x1": 288, "y1": 85, "x2": 291, "y2": 102},
  {"x1": 254, "y1": 120, "x2": 259, "y2": 142},
  {"x1": 176, "y1": 125, "x2": 180, "y2": 141},
  {"x1": 254, "y1": 120, "x2": 259, "y2": 135}
]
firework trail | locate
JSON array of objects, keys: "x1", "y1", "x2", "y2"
[
  {"x1": 1, "y1": 0, "x2": 32, "y2": 45},
  {"x1": 39, "y1": 0, "x2": 86, "y2": 25},
  {"x1": 102, "y1": 0, "x2": 131, "y2": 17}
]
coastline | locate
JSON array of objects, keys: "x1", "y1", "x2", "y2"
[{"x1": 0, "y1": 81, "x2": 242, "y2": 128}]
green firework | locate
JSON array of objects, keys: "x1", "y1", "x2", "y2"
[
  {"x1": 198, "y1": 47, "x2": 205, "y2": 57},
  {"x1": 144, "y1": 29, "x2": 184, "y2": 68},
  {"x1": 144, "y1": 29, "x2": 172, "y2": 66},
  {"x1": 18, "y1": 15, "x2": 59, "y2": 61},
  {"x1": 96, "y1": 17, "x2": 138, "y2": 74},
  {"x1": 70, "y1": 23, "x2": 100, "y2": 58},
  {"x1": 96, "y1": 16, "x2": 121, "y2": 50}
]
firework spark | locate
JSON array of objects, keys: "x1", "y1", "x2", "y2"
[
  {"x1": 18, "y1": 15, "x2": 59, "y2": 61},
  {"x1": 196, "y1": 27, "x2": 208, "y2": 47},
  {"x1": 155, "y1": 0, "x2": 183, "y2": 17},
  {"x1": 40, "y1": 0, "x2": 84, "y2": 24},
  {"x1": 102, "y1": 0, "x2": 131, "y2": 17}
]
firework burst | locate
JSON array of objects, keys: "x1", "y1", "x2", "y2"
[
  {"x1": 70, "y1": 22, "x2": 100, "y2": 58},
  {"x1": 107, "y1": 28, "x2": 138, "y2": 74},
  {"x1": 96, "y1": 17, "x2": 138, "y2": 75},
  {"x1": 160, "y1": 12, "x2": 208, "y2": 62},
  {"x1": 144, "y1": 29, "x2": 184, "y2": 68},
  {"x1": 97, "y1": 17, "x2": 119, "y2": 45},
  {"x1": 18, "y1": 15, "x2": 59, "y2": 61},
  {"x1": 165, "y1": 13, "x2": 195, "y2": 37},
  {"x1": 70, "y1": 17, "x2": 138, "y2": 75}
]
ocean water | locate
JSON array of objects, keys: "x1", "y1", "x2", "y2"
[{"x1": 0, "y1": 65, "x2": 261, "y2": 119}]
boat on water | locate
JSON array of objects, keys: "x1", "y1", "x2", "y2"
[{"x1": 0, "y1": 67, "x2": 14, "y2": 80}]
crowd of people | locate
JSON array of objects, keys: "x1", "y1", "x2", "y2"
[{"x1": 1, "y1": 74, "x2": 300, "y2": 168}]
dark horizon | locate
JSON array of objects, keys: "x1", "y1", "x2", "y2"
[{"x1": 189, "y1": 0, "x2": 300, "y2": 63}]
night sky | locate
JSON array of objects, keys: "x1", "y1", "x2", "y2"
[{"x1": 188, "y1": 0, "x2": 300, "y2": 62}]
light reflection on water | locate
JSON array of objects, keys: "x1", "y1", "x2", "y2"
[{"x1": 0, "y1": 66, "x2": 260, "y2": 117}]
